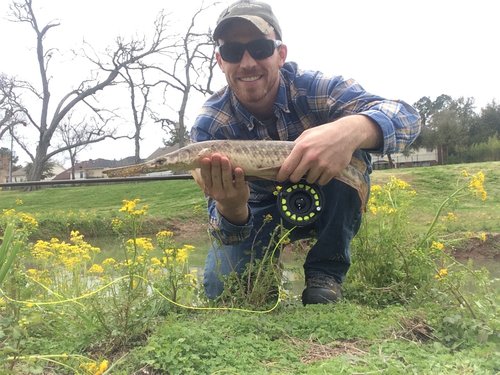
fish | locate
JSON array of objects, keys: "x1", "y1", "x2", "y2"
[{"x1": 103, "y1": 140, "x2": 369, "y2": 209}]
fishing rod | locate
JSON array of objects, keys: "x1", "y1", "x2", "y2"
[
  {"x1": 0, "y1": 174, "x2": 194, "y2": 188},
  {"x1": 0, "y1": 175, "x2": 323, "y2": 226}
]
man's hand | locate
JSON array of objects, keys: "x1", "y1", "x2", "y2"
[
  {"x1": 276, "y1": 115, "x2": 382, "y2": 185},
  {"x1": 199, "y1": 153, "x2": 250, "y2": 225}
]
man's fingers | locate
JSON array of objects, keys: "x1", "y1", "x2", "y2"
[
  {"x1": 233, "y1": 167, "x2": 246, "y2": 188},
  {"x1": 277, "y1": 148, "x2": 302, "y2": 182},
  {"x1": 199, "y1": 157, "x2": 213, "y2": 191},
  {"x1": 220, "y1": 157, "x2": 233, "y2": 189}
]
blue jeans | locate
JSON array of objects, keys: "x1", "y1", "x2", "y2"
[{"x1": 203, "y1": 171, "x2": 369, "y2": 299}]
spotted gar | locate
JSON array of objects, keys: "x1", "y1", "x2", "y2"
[{"x1": 103, "y1": 140, "x2": 369, "y2": 209}]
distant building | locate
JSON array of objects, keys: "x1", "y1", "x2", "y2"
[
  {"x1": 53, "y1": 157, "x2": 138, "y2": 180},
  {"x1": 371, "y1": 148, "x2": 439, "y2": 170}
]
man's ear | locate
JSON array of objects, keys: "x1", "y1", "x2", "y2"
[
  {"x1": 278, "y1": 43, "x2": 287, "y2": 68},
  {"x1": 216, "y1": 52, "x2": 225, "y2": 72}
]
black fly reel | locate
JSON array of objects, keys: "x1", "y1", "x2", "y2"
[{"x1": 275, "y1": 181, "x2": 324, "y2": 226}]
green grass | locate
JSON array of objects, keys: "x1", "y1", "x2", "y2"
[
  {"x1": 2, "y1": 161, "x2": 498, "y2": 229},
  {"x1": 0, "y1": 180, "x2": 205, "y2": 218},
  {"x1": 371, "y1": 161, "x2": 499, "y2": 233}
]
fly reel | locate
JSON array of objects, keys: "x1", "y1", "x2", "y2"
[{"x1": 275, "y1": 181, "x2": 324, "y2": 226}]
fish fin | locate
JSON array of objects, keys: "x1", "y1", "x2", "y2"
[
  {"x1": 251, "y1": 166, "x2": 280, "y2": 180},
  {"x1": 190, "y1": 168, "x2": 204, "y2": 189}
]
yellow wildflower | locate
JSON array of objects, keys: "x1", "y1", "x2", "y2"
[
  {"x1": 151, "y1": 257, "x2": 162, "y2": 266},
  {"x1": 119, "y1": 199, "x2": 148, "y2": 216},
  {"x1": 102, "y1": 258, "x2": 117, "y2": 266},
  {"x1": 15, "y1": 198, "x2": 23, "y2": 205},
  {"x1": 370, "y1": 184, "x2": 382, "y2": 194},
  {"x1": 80, "y1": 359, "x2": 108, "y2": 375},
  {"x1": 478, "y1": 232, "x2": 487, "y2": 242},
  {"x1": 431, "y1": 241, "x2": 445, "y2": 251},
  {"x1": 136, "y1": 237, "x2": 154, "y2": 252},
  {"x1": 468, "y1": 171, "x2": 487, "y2": 201},
  {"x1": 157, "y1": 230, "x2": 174, "y2": 240},
  {"x1": 88, "y1": 264, "x2": 105, "y2": 274},
  {"x1": 97, "y1": 359, "x2": 109, "y2": 375},
  {"x1": 435, "y1": 268, "x2": 448, "y2": 280},
  {"x1": 444, "y1": 212, "x2": 457, "y2": 222},
  {"x1": 175, "y1": 248, "x2": 188, "y2": 263}
]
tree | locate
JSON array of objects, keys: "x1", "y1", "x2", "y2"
[
  {"x1": 56, "y1": 112, "x2": 104, "y2": 179},
  {"x1": 470, "y1": 100, "x2": 500, "y2": 144},
  {"x1": 150, "y1": 2, "x2": 218, "y2": 148},
  {"x1": 120, "y1": 63, "x2": 152, "y2": 163},
  {"x1": 0, "y1": 74, "x2": 25, "y2": 141},
  {"x1": 24, "y1": 160, "x2": 57, "y2": 180},
  {"x1": 8, "y1": 0, "x2": 171, "y2": 181}
]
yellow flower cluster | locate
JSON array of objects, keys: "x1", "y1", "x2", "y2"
[
  {"x1": 367, "y1": 177, "x2": 417, "y2": 216},
  {"x1": 1, "y1": 208, "x2": 38, "y2": 232},
  {"x1": 88, "y1": 264, "x2": 105, "y2": 274},
  {"x1": 31, "y1": 231, "x2": 100, "y2": 268},
  {"x1": 26, "y1": 268, "x2": 52, "y2": 285},
  {"x1": 125, "y1": 237, "x2": 154, "y2": 253},
  {"x1": 435, "y1": 268, "x2": 448, "y2": 280},
  {"x1": 444, "y1": 212, "x2": 458, "y2": 222},
  {"x1": 119, "y1": 199, "x2": 148, "y2": 216},
  {"x1": 387, "y1": 176, "x2": 411, "y2": 190},
  {"x1": 80, "y1": 359, "x2": 108, "y2": 375},
  {"x1": 468, "y1": 171, "x2": 487, "y2": 201},
  {"x1": 431, "y1": 241, "x2": 445, "y2": 251}
]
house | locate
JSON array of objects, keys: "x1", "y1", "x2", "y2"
[
  {"x1": 371, "y1": 148, "x2": 439, "y2": 170},
  {"x1": 53, "y1": 157, "x2": 138, "y2": 180},
  {"x1": 7, "y1": 164, "x2": 66, "y2": 182},
  {"x1": 53, "y1": 146, "x2": 182, "y2": 180}
]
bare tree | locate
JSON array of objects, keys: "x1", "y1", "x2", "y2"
[
  {"x1": 0, "y1": 74, "x2": 26, "y2": 140},
  {"x1": 120, "y1": 63, "x2": 152, "y2": 163},
  {"x1": 8, "y1": 0, "x2": 172, "y2": 181},
  {"x1": 151, "y1": 2, "x2": 218, "y2": 148},
  {"x1": 56, "y1": 112, "x2": 106, "y2": 179}
]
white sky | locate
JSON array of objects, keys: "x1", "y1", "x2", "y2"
[{"x1": 1, "y1": 0, "x2": 499, "y2": 166}]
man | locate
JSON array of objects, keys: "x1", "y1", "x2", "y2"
[{"x1": 191, "y1": 0, "x2": 421, "y2": 304}]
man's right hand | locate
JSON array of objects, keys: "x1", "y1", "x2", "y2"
[{"x1": 199, "y1": 153, "x2": 250, "y2": 225}]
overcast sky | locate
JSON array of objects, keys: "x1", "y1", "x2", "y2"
[{"x1": 1, "y1": 0, "x2": 499, "y2": 166}]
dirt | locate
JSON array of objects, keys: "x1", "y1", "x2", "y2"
[
  {"x1": 174, "y1": 218, "x2": 500, "y2": 262},
  {"x1": 451, "y1": 232, "x2": 500, "y2": 261}
]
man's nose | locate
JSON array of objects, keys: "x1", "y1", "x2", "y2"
[{"x1": 239, "y1": 49, "x2": 257, "y2": 67}]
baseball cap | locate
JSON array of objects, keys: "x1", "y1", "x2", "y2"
[{"x1": 213, "y1": 0, "x2": 282, "y2": 42}]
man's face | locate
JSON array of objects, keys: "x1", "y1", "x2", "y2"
[{"x1": 216, "y1": 21, "x2": 287, "y2": 114}]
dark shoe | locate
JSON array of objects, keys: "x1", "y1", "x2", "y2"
[{"x1": 302, "y1": 274, "x2": 342, "y2": 305}]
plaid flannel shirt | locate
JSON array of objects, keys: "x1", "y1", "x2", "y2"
[{"x1": 191, "y1": 62, "x2": 421, "y2": 244}]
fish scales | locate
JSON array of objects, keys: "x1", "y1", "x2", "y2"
[{"x1": 103, "y1": 140, "x2": 369, "y2": 210}]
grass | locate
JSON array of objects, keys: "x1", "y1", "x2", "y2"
[
  {"x1": 1, "y1": 161, "x2": 498, "y2": 235},
  {"x1": 371, "y1": 161, "x2": 499, "y2": 233},
  {"x1": 0, "y1": 180, "x2": 206, "y2": 219}
]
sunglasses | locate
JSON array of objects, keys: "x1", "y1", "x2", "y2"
[{"x1": 218, "y1": 39, "x2": 282, "y2": 63}]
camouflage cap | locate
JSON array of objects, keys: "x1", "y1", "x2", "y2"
[{"x1": 213, "y1": 0, "x2": 282, "y2": 42}]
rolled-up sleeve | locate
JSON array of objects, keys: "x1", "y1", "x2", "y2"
[
  {"x1": 360, "y1": 100, "x2": 421, "y2": 155},
  {"x1": 207, "y1": 198, "x2": 254, "y2": 245},
  {"x1": 319, "y1": 75, "x2": 421, "y2": 155}
]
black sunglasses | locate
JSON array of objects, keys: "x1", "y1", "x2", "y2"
[{"x1": 218, "y1": 39, "x2": 282, "y2": 63}]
